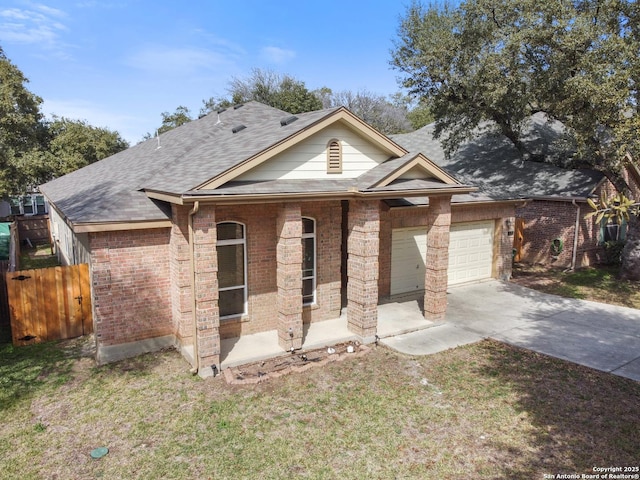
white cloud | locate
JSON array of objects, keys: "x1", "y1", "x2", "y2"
[
  {"x1": 1, "y1": 8, "x2": 31, "y2": 20},
  {"x1": 261, "y1": 46, "x2": 296, "y2": 64},
  {"x1": 125, "y1": 45, "x2": 234, "y2": 76},
  {"x1": 0, "y1": 4, "x2": 68, "y2": 50},
  {"x1": 33, "y1": 4, "x2": 66, "y2": 18}
]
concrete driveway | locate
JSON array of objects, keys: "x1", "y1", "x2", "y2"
[{"x1": 381, "y1": 281, "x2": 640, "y2": 382}]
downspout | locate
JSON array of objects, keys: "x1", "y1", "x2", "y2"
[
  {"x1": 188, "y1": 201, "x2": 200, "y2": 374},
  {"x1": 569, "y1": 200, "x2": 580, "y2": 271}
]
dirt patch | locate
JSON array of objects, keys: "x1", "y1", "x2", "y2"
[
  {"x1": 223, "y1": 341, "x2": 371, "y2": 384},
  {"x1": 510, "y1": 271, "x2": 558, "y2": 289}
]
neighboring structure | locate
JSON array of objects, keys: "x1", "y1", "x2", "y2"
[
  {"x1": 0, "y1": 194, "x2": 51, "y2": 249},
  {"x1": 393, "y1": 114, "x2": 640, "y2": 270},
  {"x1": 0, "y1": 223, "x2": 10, "y2": 261},
  {"x1": 41, "y1": 102, "x2": 517, "y2": 374},
  {"x1": 0, "y1": 193, "x2": 48, "y2": 218}
]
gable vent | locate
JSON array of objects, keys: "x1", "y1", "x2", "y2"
[
  {"x1": 327, "y1": 139, "x2": 342, "y2": 173},
  {"x1": 232, "y1": 124, "x2": 246, "y2": 134},
  {"x1": 280, "y1": 115, "x2": 298, "y2": 126}
]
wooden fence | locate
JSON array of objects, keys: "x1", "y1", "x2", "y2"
[
  {"x1": 16, "y1": 215, "x2": 51, "y2": 246},
  {"x1": 5, "y1": 263, "x2": 92, "y2": 346},
  {"x1": 513, "y1": 218, "x2": 525, "y2": 262},
  {"x1": 0, "y1": 261, "x2": 9, "y2": 341}
]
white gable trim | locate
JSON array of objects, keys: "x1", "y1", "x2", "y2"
[
  {"x1": 372, "y1": 154, "x2": 459, "y2": 188},
  {"x1": 234, "y1": 124, "x2": 393, "y2": 182}
]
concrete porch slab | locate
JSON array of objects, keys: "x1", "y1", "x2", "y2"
[
  {"x1": 220, "y1": 317, "x2": 357, "y2": 369},
  {"x1": 220, "y1": 299, "x2": 433, "y2": 369},
  {"x1": 377, "y1": 299, "x2": 435, "y2": 337}
]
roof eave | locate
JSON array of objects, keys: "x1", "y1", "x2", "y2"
[
  {"x1": 181, "y1": 186, "x2": 476, "y2": 205},
  {"x1": 388, "y1": 197, "x2": 528, "y2": 211},
  {"x1": 144, "y1": 189, "x2": 184, "y2": 205},
  {"x1": 527, "y1": 195, "x2": 593, "y2": 202},
  {"x1": 73, "y1": 219, "x2": 173, "y2": 233}
]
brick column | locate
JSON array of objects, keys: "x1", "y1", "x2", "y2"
[
  {"x1": 89, "y1": 233, "x2": 112, "y2": 347},
  {"x1": 276, "y1": 203, "x2": 303, "y2": 350},
  {"x1": 498, "y1": 216, "x2": 515, "y2": 281},
  {"x1": 170, "y1": 205, "x2": 192, "y2": 344},
  {"x1": 347, "y1": 200, "x2": 380, "y2": 341},
  {"x1": 424, "y1": 195, "x2": 451, "y2": 321},
  {"x1": 192, "y1": 205, "x2": 220, "y2": 374}
]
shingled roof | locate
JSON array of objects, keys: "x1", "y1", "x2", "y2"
[
  {"x1": 391, "y1": 114, "x2": 604, "y2": 206},
  {"x1": 40, "y1": 102, "x2": 471, "y2": 227},
  {"x1": 40, "y1": 102, "x2": 337, "y2": 225}
]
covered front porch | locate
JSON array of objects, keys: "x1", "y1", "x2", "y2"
[{"x1": 219, "y1": 294, "x2": 435, "y2": 369}]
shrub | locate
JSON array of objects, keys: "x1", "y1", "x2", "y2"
[{"x1": 602, "y1": 240, "x2": 625, "y2": 265}]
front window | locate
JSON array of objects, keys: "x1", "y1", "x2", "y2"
[
  {"x1": 302, "y1": 217, "x2": 316, "y2": 305},
  {"x1": 217, "y1": 222, "x2": 247, "y2": 318}
]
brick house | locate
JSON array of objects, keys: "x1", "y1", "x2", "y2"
[
  {"x1": 41, "y1": 102, "x2": 518, "y2": 375},
  {"x1": 393, "y1": 115, "x2": 640, "y2": 270}
]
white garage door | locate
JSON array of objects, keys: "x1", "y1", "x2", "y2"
[
  {"x1": 390, "y1": 221, "x2": 494, "y2": 294},
  {"x1": 448, "y1": 221, "x2": 494, "y2": 285},
  {"x1": 390, "y1": 227, "x2": 427, "y2": 295}
]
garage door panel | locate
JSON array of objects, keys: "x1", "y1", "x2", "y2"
[
  {"x1": 390, "y1": 227, "x2": 427, "y2": 295},
  {"x1": 448, "y1": 221, "x2": 494, "y2": 285},
  {"x1": 390, "y1": 221, "x2": 495, "y2": 294}
]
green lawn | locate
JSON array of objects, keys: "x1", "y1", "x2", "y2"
[
  {"x1": 1, "y1": 337, "x2": 638, "y2": 479},
  {"x1": 18, "y1": 244, "x2": 60, "y2": 270},
  {"x1": 512, "y1": 264, "x2": 640, "y2": 309}
]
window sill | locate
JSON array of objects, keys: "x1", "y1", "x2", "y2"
[{"x1": 220, "y1": 314, "x2": 249, "y2": 323}]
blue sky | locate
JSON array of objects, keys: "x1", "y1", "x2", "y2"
[{"x1": 1, "y1": 1, "x2": 412, "y2": 144}]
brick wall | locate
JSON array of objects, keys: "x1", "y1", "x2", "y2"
[
  {"x1": 516, "y1": 200, "x2": 602, "y2": 267},
  {"x1": 451, "y1": 203, "x2": 514, "y2": 224},
  {"x1": 212, "y1": 201, "x2": 342, "y2": 340},
  {"x1": 90, "y1": 228, "x2": 172, "y2": 346}
]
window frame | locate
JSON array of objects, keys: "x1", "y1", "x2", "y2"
[
  {"x1": 35, "y1": 195, "x2": 46, "y2": 215},
  {"x1": 600, "y1": 217, "x2": 627, "y2": 243},
  {"x1": 302, "y1": 217, "x2": 316, "y2": 306},
  {"x1": 21, "y1": 196, "x2": 34, "y2": 215},
  {"x1": 9, "y1": 197, "x2": 21, "y2": 215},
  {"x1": 216, "y1": 221, "x2": 248, "y2": 319}
]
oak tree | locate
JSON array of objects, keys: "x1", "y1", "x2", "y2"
[{"x1": 392, "y1": 0, "x2": 640, "y2": 277}]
